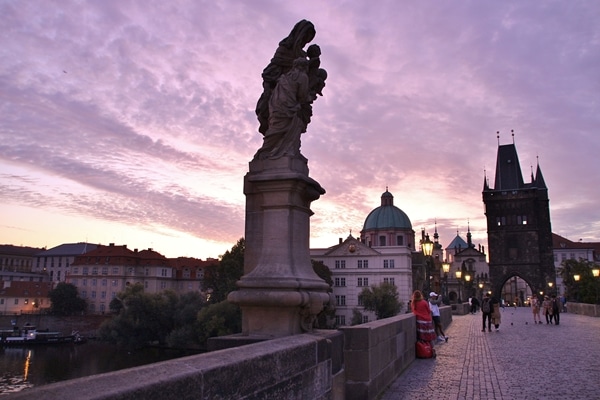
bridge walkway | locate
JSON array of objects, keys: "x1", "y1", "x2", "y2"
[{"x1": 381, "y1": 307, "x2": 600, "y2": 400}]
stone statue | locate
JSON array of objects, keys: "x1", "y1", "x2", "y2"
[
  {"x1": 254, "y1": 20, "x2": 327, "y2": 160},
  {"x1": 254, "y1": 57, "x2": 309, "y2": 160}
]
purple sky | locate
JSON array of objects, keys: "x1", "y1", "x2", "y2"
[{"x1": 1, "y1": 1, "x2": 599, "y2": 259}]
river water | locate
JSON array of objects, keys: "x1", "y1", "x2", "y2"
[{"x1": 0, "y1": 341, "x2": 201, "y2": 396}]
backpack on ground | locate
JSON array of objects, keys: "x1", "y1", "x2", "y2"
[
  {"x1": 416, "y1": 340, "x2": 434, "y2": 359},
  {"x1": 482, "y1": 299, "x2": 491, "y2": 313}
]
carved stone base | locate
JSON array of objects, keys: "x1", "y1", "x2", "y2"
[{"x1": 228, "y1": 155, "x2": 331, "y2": 338}]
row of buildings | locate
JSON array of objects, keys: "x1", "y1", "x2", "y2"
[
  {"x1": 0, "y1": 243, "x2": 217, "y2": 315},
  {"x1": 2, "y1": 142, "x2": 600, "y2": 324}
]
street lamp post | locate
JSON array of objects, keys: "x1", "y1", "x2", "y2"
[
  {"x1": 465, "y1": 274, "x2": 472, "y2": 300},
  {"x1": 455, "y1": 270, "x2": 462, "y2": 303},
  {"x1": 442, "y1": 261, "x2": 450, "y2": 304},
  {"x1": 593, "y1": 268, "x2": 600, "y2": 304},
  {"x1": 574, "y1": 274, "x2": 580, "y2": 302},
  {"x1": 421, "y1": 234, "x2": 434, "y2": 297}
]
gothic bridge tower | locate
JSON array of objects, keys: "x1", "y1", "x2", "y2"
[{"x1": 482, "y1": 135, "x2": 554, "y2": 299}]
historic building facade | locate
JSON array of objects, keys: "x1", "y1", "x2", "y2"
[
  {"x1": 32, "y1": 243, "x2": 98, "y2": 283},
  {"x1": 67, "y1": 243, "x2": 215, "y2": 314},
  {"x1": 310, "y1": 190, "x2": 415, "y2": 326}
]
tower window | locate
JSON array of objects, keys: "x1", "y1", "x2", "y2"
[{"x1": 379, "y1": 236, "x2": 386, "y2": 246}]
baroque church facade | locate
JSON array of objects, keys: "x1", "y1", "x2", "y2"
[{"x1": 310, "y1": 190, "x2": 416, "y2": 326}]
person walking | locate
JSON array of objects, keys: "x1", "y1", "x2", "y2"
[
  {"x1": 530, "y1": 295, "x2": 541, "y2": 324},
  {"x1": 491, "y1": 296, "x2": 502, "y2": 331},
  {"x1": 551, "y1": 294, "x2": 561, "y2": 325},
  {"x1": 481, "y1": 293, "x2": 493, "y2": 332},
  {"x1": 542, "y1": 296, "x2": 553, "y2": 324},
  {"x1": 411, "y1": 290, "x2": 437, "y2": 354},
  {"x1": 429, "y1": 292, "x2": 448, "y2": 342},
  {"x1": 470, "y1": 297, "x2": 480, "y2": 314}
]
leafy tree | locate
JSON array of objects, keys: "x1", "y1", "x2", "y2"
[
  {"x1": 195, "y1": 300, "x2": 241, "y2": 346},
  {"x1": 311, "y1": 259, "x2": 335, "y2": 328},
  {"x1": 109, "y1": 297, "x2": 124, "y2": 314},
  {"x1": 312, "y1": 259, "x2": 333, "y2": 286},
  {"x1": 48, "y1": 282, "x2": 87, "y2": 315},
  {"x1": 351, "y1": 308, "x2": 363, "y2": 326},
  {"x1": 203, "y1": 238, "x2": 245, "y2": 303},
  {"x1": 359, "y1": 282, "x2": 402, "y2": 320},
  {"x1": 99, "y1": 284, "x2": 182, "y2": 348},
  {"x1": 558, "y1": 259, "x2": 600, "y2": 304}
]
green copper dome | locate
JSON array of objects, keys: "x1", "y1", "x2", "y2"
[{"x1": 363, "y1": 190, "x2": 412, "y2": 230}]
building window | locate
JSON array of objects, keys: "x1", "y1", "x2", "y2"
[
  {"x1": 91, "y1": 291, "x2": 96, "y2": 299},
  {"x1": 112, "y1": 267, "x2": 119, "y2": 274},
  {"x1": 358, "y1": 277, "x2": 369, "y2": 287},
  {"x1": 383, "y1": 277, "x2": 395, "y2": 286},
  {"x1": 102, "y1": 279, "x2": 107, "y2": 286},
  {"x1": 358, "y1": 259, "x2": 369, "y2": 269},
  {"x1": 160, "y1": 281, "x2": 167, "y2": 289},
  {"x1": 396, "y1": 236, "x2": 404, "y2": 246},
  {"x1": 334, "y1": 278, "x2": 346, "y2": 287},
  {"x1": 101, "y1": 291, "x2": 106, "y2": 299},
  {"x1": 102, "y1": 267, "x2": 108, "y2": 275},
  {"x1": 383, "y1": 259, "x2": 395, "y2": 268},
  {"x1": 335, "y1": 295, "x2": 346, "y2": 306},
  {"x1": 92, "y1": 267, "x2": 98, "y2": 275},
  {"x1": 335, "y1": 260, "x2": 346, "y2": 269},
  {"x1": 362, "y1": 315, "x2": 369, "y2": 323},
  {"x1": 83, "y1": 279, "x2": 87, "y2": 286},
  {"x1": 73, "y1": 267, "x2": 79, "y2": 274},
  {"x1": 83, "y1": 267, "x2": 88, "y2": 276},
  {"x1": 161, "y1": 268, "x2": 168, "y2": 277},
  {"x1": 561, "y1": 253, "x2": 566, "y2": 261},
  {"x1": 335, "y1": 315, "x2": 346, "y2": 326},
  {"x1": 379, "y1": 236, "x2": 386, "y2": 246},
  {"x1": 183, "y1": 269, "x2": 191, "y2": 279}
]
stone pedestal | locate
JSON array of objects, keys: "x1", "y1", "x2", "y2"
[{"x1": 228, "y1": 155, "x2": 332, "y2": 338}]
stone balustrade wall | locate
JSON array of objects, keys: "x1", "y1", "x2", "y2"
[{"x1": 6, "y1": 307, "x2": 454, "y2": 400}]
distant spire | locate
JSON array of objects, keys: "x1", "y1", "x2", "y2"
[
  {"x1": 530, "y1": 165, "x2": 535, "y2": 183},
  {"x1": 467, "y1": 221, "x2": 473, "y2": 248},
  {"x1": 497, "y1": 131, "x2": 500, "y2": 146},
  {"x1": 512, "y1": 129, "x2": 515, "y2": 144},
  {"x1": 483, "y1": 168, "x2": 489, "y2": 190},
  {"x1": 434, "y1": 220, "x2": 439, "y2": 243}
]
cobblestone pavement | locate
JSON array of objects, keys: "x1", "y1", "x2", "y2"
[{"x1": 380, "y1": 308, "x2": 600, "y2": 400}]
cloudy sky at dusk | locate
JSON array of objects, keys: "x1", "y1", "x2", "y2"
[{"x1": 1, "y1": 1, "x2": 599, "y2": 259}]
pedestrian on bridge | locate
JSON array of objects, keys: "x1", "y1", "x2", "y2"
[
  {"x1": 551, "y1": 294, "x2": 561, "y2": 325},
  {"x1": 429, "y1": 292, "x2": 448, "y2": 342},
  {"x1": 491, "y1": 296, "x2": 502, "y2": 332},
  {"x1": 530, "y1": 295, "x2": 541, "y2": 324},
  {"x1": 542, "y1": 296, "x2": 553, "y2": 324},
  {"x1": 481, "y1": 293, "x2": 493, "y2": 332},
  {"x1": 411, "y1": 290, "x2": 437, "y2": 347}
]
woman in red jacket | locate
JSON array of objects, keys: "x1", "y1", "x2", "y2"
[{"x1": 411, "y1": 290, "x2": 437, "y2": 345}]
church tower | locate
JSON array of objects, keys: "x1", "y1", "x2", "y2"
[{"x1": 482, "y1": 133, "x2": 554, "y2": 298}]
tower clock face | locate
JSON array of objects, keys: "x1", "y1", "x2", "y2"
[{"x1": 348, "y1": 244, "x2": 356, "y2": 253}]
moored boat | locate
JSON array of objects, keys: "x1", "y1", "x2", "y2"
[{"x1": 0, "y1": 324, "x2": 86, "y2": 346}]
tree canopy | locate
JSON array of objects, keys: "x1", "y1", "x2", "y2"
[
  {"x1": 558, "y1": 258, "x2": 600, "y2": 304},
  {"x1": 48, "y1": 282, "x2": 87, "y2": 316},
  {"x1": 359, "y1": 282, "x2": 402, "y2": 320},
  {"x1": 203, "y1": 238, "x2": 245, "y2": 304}
]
